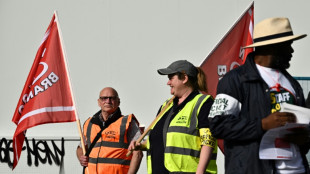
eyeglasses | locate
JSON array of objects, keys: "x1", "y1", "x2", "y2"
[{"x1": 99, "y1": 96, "x2": 118, "y2": 102}]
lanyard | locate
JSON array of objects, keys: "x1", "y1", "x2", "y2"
[{"x1": 260, "y1": 67, "x2": 282, "y2": 92}]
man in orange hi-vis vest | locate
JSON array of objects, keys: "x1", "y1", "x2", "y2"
[{"x1": 76, "y1": 87, "x2": 143, "y2": 174}]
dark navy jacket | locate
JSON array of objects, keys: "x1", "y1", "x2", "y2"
[{"x1": 209, "y1": 52, "x2": 309, "y2": 174}]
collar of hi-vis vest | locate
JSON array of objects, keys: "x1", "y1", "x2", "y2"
[
  {"x1": 91, "y1": 107, "x2": 122, "y2": 127},
  {"x1": 86, "y1": 107, "x2": 127, "y2": 150},
  {"x1": 162, "y1": 94, "x2": 208, "y2": 158},
  {"x1": 169, "y1": 92, "x2": 206, "y2": 132},
  {"x1": 172, "y1": 90, "x2": 200, "y2": 110}
]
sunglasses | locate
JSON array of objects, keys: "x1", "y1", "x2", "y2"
[{"x1": 99, "y1": 96, "x2": 118, "y2": 102}]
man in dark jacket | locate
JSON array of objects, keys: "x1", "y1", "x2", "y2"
[{"x1": 208, "y1": 17, "x2": 310, "y2": 174}]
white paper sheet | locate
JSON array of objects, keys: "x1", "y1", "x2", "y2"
[{"x1": 259, "y1": 103, "x2": 310, "y2": 160}]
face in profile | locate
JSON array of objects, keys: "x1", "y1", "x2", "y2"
[
  {"x1": 167, "y1": 73, "x2": 188, "y2": 97},
  {"x1": 269, "y1": 41, "x2": 294, "y2": 70}
]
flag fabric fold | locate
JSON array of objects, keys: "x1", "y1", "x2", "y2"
[
  {"x1": 200, "y1": 3, "x2": 254, "y2": 152},
  {"x1": 200, "y1": 3, "x2": 254, "y2": 97},
  {"x1": 12, "y1": 13, "x2": 77, "y2": 169}
]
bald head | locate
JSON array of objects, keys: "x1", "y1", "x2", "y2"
[
  {"x1": 98, "y1": 87, "x2": 120, "y2": 117},
  {"x1": 99, "y1": 87, "x2": 119, "y2": 98}
]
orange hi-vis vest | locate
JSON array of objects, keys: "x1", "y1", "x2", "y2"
[{"x1": 83, "y1": 114, "x2": 135, "y2": 174}]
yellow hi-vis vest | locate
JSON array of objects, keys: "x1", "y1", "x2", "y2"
[{"x1": 146, "y1": 94, "x2": 217, "y2": 174}]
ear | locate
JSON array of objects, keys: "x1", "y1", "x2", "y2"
[
  {"x1": 182, "y1": 74, "x2": 189, "y2": 84},
  {"x1": 116, "y1": 98, "x2": 120, "y2": 107},
  {"x1": 97, "y1": 98, "x2": 101, "y2": 107}
]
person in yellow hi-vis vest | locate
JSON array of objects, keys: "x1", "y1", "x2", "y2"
[{"x1": 129, "y1": 60, "x2": 217, "y2": 174}]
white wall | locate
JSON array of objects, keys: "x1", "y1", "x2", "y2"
[{"x1": 1, "y1": 0, "x2": 309, "y2": 173}]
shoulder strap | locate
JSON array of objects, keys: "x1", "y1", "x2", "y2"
[{"x1": 85, "y1": 113, "x2": 122, "y2": 156}]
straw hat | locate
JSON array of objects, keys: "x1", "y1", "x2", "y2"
[{"x1": 244, "y1": 17, "x2": 307, "y2": 48}]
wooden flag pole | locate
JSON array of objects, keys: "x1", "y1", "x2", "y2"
[
  {"x1": 126, "y1": 96, "x2": 175, "y2": 157},
  {"x1": 54, "y1": 10, "x2": 89, "y2": 174},
  {"x1": 54, "y1": 11, "x2": 86, "y2": 154}
]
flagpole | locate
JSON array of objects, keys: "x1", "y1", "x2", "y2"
[
  {"x1": 53, "y1": 11, "x2": 87, "y2": 155},
  {"x1": 126, "y1": 96, "x2": 175, "y2": 157}
]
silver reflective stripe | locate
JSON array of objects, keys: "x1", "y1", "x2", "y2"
[
  {"x1": 119, "y1": 115, "x2": 128, "y2": 143},
  {"x1": 86, "y1": 120, "x2": 92, "y2": 149},
  {"x1": 94, "y1": 141, "x2": 129, "y2": 148},
  {"x1": 89, "y1": 157, "x2": 131, "y2": 165},
  {"x1": 165, "y1": 146, "x2": 200, "y2": 158},
  {"x1": 167, "y1": 126, "x2": 198, "y2": 135},
  {"x1": 190, "y1": 95, "x2": 207, "y2": 130},
  {"x1": 167, "y1": 95, "x2": 207, "y2": 135}
]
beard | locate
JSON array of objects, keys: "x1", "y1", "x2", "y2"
[{"x1": 271, "y1": 55, "x2": 291, "y2": 70}]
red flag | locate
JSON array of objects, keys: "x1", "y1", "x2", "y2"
[
  {"x1": 200, "y1": 3, "x2": 254, "y2": 152},
  {"x1": 12, "y1": 12, "x2": 77, "y2": 169}
]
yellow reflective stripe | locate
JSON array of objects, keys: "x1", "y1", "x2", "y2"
[{"x1": 147, "y1": 155, "x2": 152, "y2": 174}]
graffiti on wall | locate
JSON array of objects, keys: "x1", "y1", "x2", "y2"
[{"x1": 0, "y1": 137, "x2": 65, "y2": 168}]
